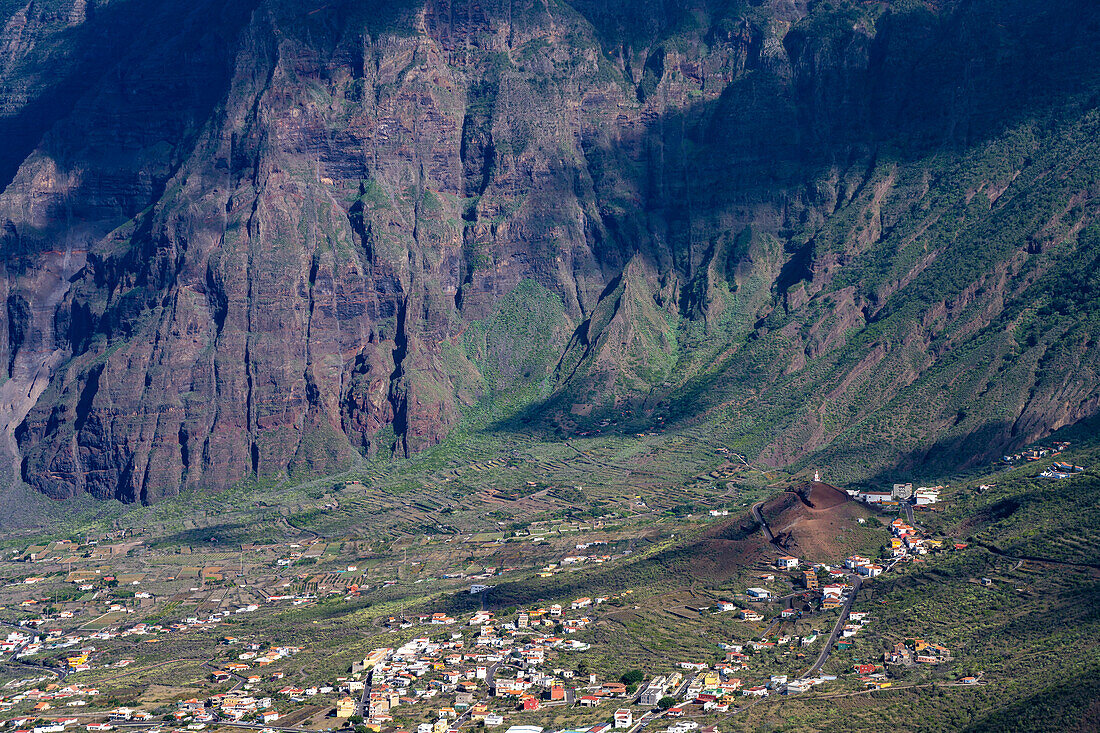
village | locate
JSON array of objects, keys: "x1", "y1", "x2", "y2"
[{"x1": 0, "y1": 470, "x2": 984, "y2": 733}]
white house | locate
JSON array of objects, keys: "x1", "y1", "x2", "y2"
[
  {"x1": 776, "y1": 556, "x2": 800, "y2": 570},
  {"x1": 914, "y1": 488, "x2": 940, "y2": 505},
  {"x1": 746, "y1": 587, "x2": 770, "y2": 600},
  {"x1": 786, "y1": 680, "x2": 813, "y2": 694},
  {"x1": 614, "y1": 710, "x2": 633, "y2": 729}
]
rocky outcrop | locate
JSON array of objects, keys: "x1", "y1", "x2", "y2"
[{"x1": 3, "y1": 0, "x2": 1100, "y2": 502}]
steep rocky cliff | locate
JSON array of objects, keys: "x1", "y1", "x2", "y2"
[{"x1": 2, "y1": 0, "x2": 1099, "y2": 502}]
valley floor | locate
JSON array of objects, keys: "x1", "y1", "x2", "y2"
[{"x1": 0, "y1": 425, "x2": 1097, "y2": 733}]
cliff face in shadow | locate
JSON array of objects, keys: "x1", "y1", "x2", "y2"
[{"x1": 2, "y1": 0, "x2": 1099, "y2": 503}]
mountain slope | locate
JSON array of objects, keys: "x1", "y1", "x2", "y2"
[{"x1": 2, "y1": 0, "x2": 1099, "y2": 503}]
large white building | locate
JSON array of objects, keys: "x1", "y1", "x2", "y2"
[
  {"x1": 639, "y1": 676, "x2": 669, "y2": 707},
  {"x1": 914, "y1": 488, "x2": 940, "y2": 505}
]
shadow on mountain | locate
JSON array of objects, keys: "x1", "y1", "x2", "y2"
[
  {"x1": 1, "y1": 0, "x2": 262, "y2": 270},
  {"x1": 849, "y1": 412, "x2": 1100, "y2": 489},
  {"x1": 3, "y1": 0, "x2": 1100, "y2": 502},
  {"x1": 487, "y1": 0, "x2": 1100, "y2": 463}
]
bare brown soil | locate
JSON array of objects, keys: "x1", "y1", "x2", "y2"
[{"x1": 760, "y1": 482, "x2": 875, "y2": 561}]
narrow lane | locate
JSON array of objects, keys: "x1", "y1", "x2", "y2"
[
  {"x1": 800, "y1": 575, "x2": 861, "y2": 679},
  {"x1": 751, "y1": 502, "x2": 775, "y2": 543}
]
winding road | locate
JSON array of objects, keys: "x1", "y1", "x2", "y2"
[
  {"x1": 2, "y1": 634, "x2": 65, "y2": 680},
  {"x1": 751, "y1": 502, "x2": 776, "y2": 543},
  {"x1": 799, "y1": 575, "x2": 861, "y2": 679}
]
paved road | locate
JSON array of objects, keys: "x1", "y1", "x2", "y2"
[
  {"x1": 751, "y1": 502, "x2": 775, "y2": 543},
  {"x1": 358, "y1": 663, "x2": 376, "y2": 716},
  {"x1": 758, "y1": 617, "x2": 782, "y2": 640},
  {"x1": 201, "y1": 660, "x2": 246, "y2": 692},
  {"x1": 116, "y1": 721, "x2": 312, "y2": 733},
  {"x1": 776, "y1": 589, "x2": 812, "y2": 608},
  {"x1": 451, "y1": 705, "x2": 473, "y2": 729},
  {"x1": 901, "y1": 504, "x2": 926, "y2": 533},
  {"x1": 484, "y1": 661, "x2": 502, "y2": 691},
  {"x1": 800, "y1": 575, "x2": 861, "y2": 679},
  {"x1": 2, "y1": 637, "x2": 65, "y2": 679},
  {"x1": 625, "y1": 709, "x2": 666, "y2": 733}
]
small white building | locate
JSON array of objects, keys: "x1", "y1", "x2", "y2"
[
  {"x1": 614, "y1": 709, "x2": 633, "y2": 729},
  {"x1": 746, "y1": 587, "x2": 770, "y2": 600},
  {"x1": 776, "y1": 556, "x2": 800, "y2": 570},
  {"x1": 914, "y1": 488, "x2": 940, "y2": 505},
  {"x1": 844, "y1": 556, "x2": 870, "y2": 570}
]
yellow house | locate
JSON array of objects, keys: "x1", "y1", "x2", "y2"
[{"x1": 336, "y1": 696, "x2": 357, "y2": 718}]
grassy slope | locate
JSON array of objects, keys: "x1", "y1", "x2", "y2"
[{"x1": 729, "y1": 437, "x2": 1100, "y2": 731}]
